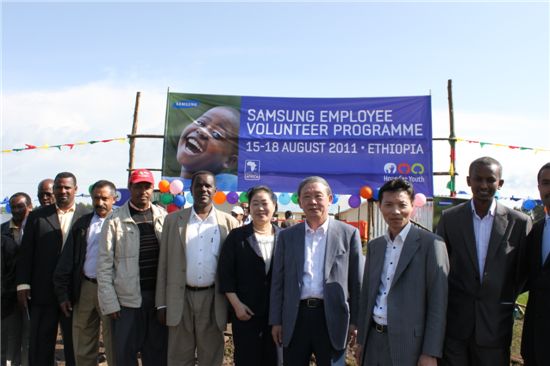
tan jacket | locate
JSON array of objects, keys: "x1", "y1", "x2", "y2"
[
  {"x1": 97, "y1": 202, "x2": 166, "y2": 316},
  {"x1": 156, "y1": 207, "x2": 239, "y2": 330}
]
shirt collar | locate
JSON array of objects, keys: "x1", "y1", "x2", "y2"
[
  {"x1": 470, "y1": 199, "x2": 496, "y2": 218},
  {"x1": 8, "y1": 219, "x2": 20, "y2": 230},
  {"x1": 384, "y1": 221, "x2": 412, "y2": 244},
  {"x1": 191, "y1": 206, "x2": 216, "y2": 223},
  {"x1": 56, "y1": 203, "x2": 76, "y2": 214},
  {"x1": 305, "y1": 216, "x2": 330, "y2": 235}
]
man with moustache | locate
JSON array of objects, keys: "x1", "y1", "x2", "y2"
[
  {"x1": 37, "y1": 178, "x2": 55, "y2": 207},
  {"x1": 54, "y1": 180, "x2": 118, "y2": 366},
  {"x1": 521, "y1": 162, "x2": 550, "y2": 366},
  {"x1": 97, "y1": 169, "x2": 167, "y2": 366},
  {"x1": 437, "y1": 157, "x2": 531, "y2": 366},
  {"x1": 16, "y1": 172, "x2": 88, "y2": 366},
  {"x1": 156, "y1": 171, "x2": 239, "y2": 365}
]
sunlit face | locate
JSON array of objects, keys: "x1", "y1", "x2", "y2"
[
  {"x1": 379, "y1": 190, "x2": 413, "y2": 238},
  {"x1": 129, "y1": 182, "x2": 153, "y2": 209},
  {"x1": 467, "y1": 163, "x2": 503, "y2": 203},
  {"x1": 191, "y1": 173, "x2": 216, "y2": 211},
  {"x1": 38, "y1": 180, "x2": 55, "y2": 206},
  {"x1": 250, "y1": 190, "x2": 276, "y2": 226},
  {"x1": 298, "y1": 182, "x2": 332, "y2": 224},
  {"x1": 176, "y1": 107, "x2": 239, "y2": 176},
  {"x1": 538, "y1": 167, "x2": 550, "y2": 211},
  {"x1": 53, "y1": 177, "x2": 77, "y2": 209},
  {"x1": 92, "y1": 186, "x2": 116, "y2": 218},
  {"x1": 10, "y1": 195, "x2": 32, "y2": 224}
]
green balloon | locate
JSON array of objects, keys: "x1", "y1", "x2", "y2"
[
  {"x1": 239, "y1": 191, "x2": 249, "y2": 203},
  {"x1": 160, "y1": 193, "x2": 173, "y2": 205},
  {"x1": 291, "y1": 192, "x2": 299, "y2": 204}
]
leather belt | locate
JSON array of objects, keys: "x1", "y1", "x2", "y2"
[
  {"x1": 371, "y1": 321, "x2": 388, "y2": 333},
  {"x1": 185, "y1": 284, "x2": 215, "y2": 291},
  {"x1": 83, "y1": 275, "x2": 97, "y2": 284},
  {"x1": 300, "y1": 298, "x2": 323, "y2": 308}
]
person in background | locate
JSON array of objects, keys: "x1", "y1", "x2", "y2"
[
  {"x1": 54, "y1": 180, "x2": 118, "y2": 366},
  {"x1": 1, "y1": 192, "x2": 32, "y2": 366},
  {"x1": 281, "y1": 210, "x2": 297, "y2": 229},
  {"x1": 37, "y1": 178, "x2": 55, "y2": 207},
  {"x1": 355, "y1": 178, "x2": 449, "y2": 366},
  {"x1": 521, "y1": 162, "x2": 550, "y2": 366},
  {"x1": 270, "y1": 176, "x2": 364, "y2": 366},
  {"x1": 17, "y1": 172, "x2": 88, "y2": 366},
  {"x1": 219, "y1": 185, "x2": 281, "y2": 366},
  {"x1": 97, "y1": 169, "x2": 167, "y2": 366},
  {"x1": 156, "y1": 171, "x2": 239, "y2": 365},
  {"x1": 241, "y1": 201, "x2": 252, "y2": 225},
  {"x1": 231, "y1": 206, "x2": 245, "y2": 226},
  {"x1": 436, "y1": 157, "x2": 532, "y2": 366}
]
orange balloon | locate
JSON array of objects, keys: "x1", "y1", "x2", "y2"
[
  {"x1": 213, "y1": 191, "x2": 227, "y2": 205},
  {"x1": 158, "y1": 180, "x2": 170, "y2": 193},
  {"x1": 359, "y1": 186, "x2": 373, "y2": 199}
]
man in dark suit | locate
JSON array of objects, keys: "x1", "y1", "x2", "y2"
[
  {"x1": 436, "y1": 157, "x2": 532, "y2": 366},
  {"x1": 356, "y1": 178, "x2": 449, "y2": 366},
  {"x1": 521, "y1": 162, "x2": 550, "y2": 366},
  {"x1": 53, "y1": 180, "x2": 117, "y2": 366},
  {"x1": 270, "y1": 176, "x2": 364, "y2": 366},
  {"x1": 16, "y1": 172, "x2": 88, "y2": 366}
]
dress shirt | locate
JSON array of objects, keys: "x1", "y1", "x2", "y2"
[
  {"x1": 83, "y1": 213, "x2": 106, "y2": 279},
  {"x1": 471, "y1": 199, "x2": 496, "y2": 279},
  {"x1": 542, "y1": 214, "x2": 550, "y2": 266},
  {"x1": 373, "y1": 222, "x2": 411, "y2": 326},
  {"x1": 185, "y1": 207, "x2": 221, "y2": 287},
  {"x1": 300, "y1": 218, "x2": 330, "y2": 300},
  {"x1": 8, "y1": 219, "x2": 24, "y2": 245},
  {"x1": 255, "y1": 233, "x2": 275, "y2": 274},
  {"x1": 57, "y1": 204, "x2": 76, "y2": 248}
]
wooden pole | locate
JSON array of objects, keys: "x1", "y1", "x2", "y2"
[
  {"x1": 447, "y1": 80, "x2": 457, "y2": 197},
  {"x1": 128, "y1": 91, "x2": 141, "y2": 181}
]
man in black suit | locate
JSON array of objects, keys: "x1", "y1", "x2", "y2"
[
  {"x1": 521, "y1": 162, "x2": 550, "y2": 366},
  {"x1": 16, "y1": 172, "x2": 88, "y2": 366}
]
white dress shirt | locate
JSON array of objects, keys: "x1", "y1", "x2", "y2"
[
  {"x1": 373, "y1": 222, "x2": 411, "y2": 325},
  {"x1": 471, "y1": 199, "x2": 496, "y2": 279},
  {"x1": 185, "y1": 207, "x2": 221, "y2": 287},
  {"x1": 542, "y1": 214, "x2": 550, "y2": 265},
  {"x1": 300, "y1": 218, "x2": 330, "y2": 300},
  {"x1": 255, "y1": 233, "x2": 275, "y2": 274},
  {"x1": 83, "y1": 213, "x2": 106, "y2": 279}
]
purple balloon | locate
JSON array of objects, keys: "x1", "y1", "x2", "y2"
[
  {"x1": 226, "y1": 191, "x2": 239, "y2": 204},
  {"x1": 348, "y1": 194, "x2": 361, "y2": 208}
]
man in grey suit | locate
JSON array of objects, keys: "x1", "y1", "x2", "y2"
[
  {"x1": 270, "y1": 176, "x2": 364, "y2": 366},
  {"x1": 355, "y1": 178, "x2": 449, "y2": 366},
  {"x1": 437, "y1": 156, "x2": 531, "y2": 366}
]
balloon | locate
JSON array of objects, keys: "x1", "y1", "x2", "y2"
[
  {"x1": 291, "y1": 193, "x2": 299, "y2": 204},
  {"x1": 173, "y1": 195, "x2": 185, "y2": 208},
  {"x1": 88, "y1": 184, "x2": 94, "y2": 195},
  {"x1": 278, "y1": 193, "x2": 291, "y2": 205},
  {"x1": 169, "y1": 179, "x2": 184, "y2": 195},
  {"x1": 213, "y1": 191, "x2": 227, "y2": 205},
  {"x1": 359, "y1": 186, "x2": 373, "y2": 199},
  {"x1": 239, "y1": 191, "x2": 249, "y2": 203},
  {"x1": 332, "y1": 194, "x2": 339, "y2": 204},
  {"x1": 5, "y1": 204, "x2": 11, "y2": 214},
  {"x1": 185, "y1": 192, "x2": 194, "y2": 204},
  {"x1": 167, "y1": 203, "x2": 179, "y2": 213},
  {"x1": 373, "y1": 187, "x2": 381, "y2": 201},
  {"x1": 494, "y1": 191, "x2": 500, "y2": 200},
  {"x1": 160, "y1": 193, "x2": 173, "y2": 205},
  {"x1": 413, "y1": 193, "x2": 427, "y2": 207},
  {"x1": 158, "y1": 180, "x2": 170, "y2": 193},
  {"x1": 226, "y1": 191, "x2": 239, "y2": 204},
  {"x1": 348, "y1": 195, "x2": 361, "y2": 208},
  {"x1": 522, "y1": 199, "x2": 536, "y2": 211}
]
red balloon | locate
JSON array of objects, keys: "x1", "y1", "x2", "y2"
[
  {"x1": 359, "y1": 186, "x2": 373, "y2": 199},
  {"x1": 167, "y1": 203, "x2": 179, "y2": 213}
]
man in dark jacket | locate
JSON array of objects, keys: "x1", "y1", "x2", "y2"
[{"x1": 54, "y1": 180, "x2": 117, "y2": 366}]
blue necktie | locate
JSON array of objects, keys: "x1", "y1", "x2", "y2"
[{"x1": 542, "y1": 217, "x2": 550, "y2": 266}]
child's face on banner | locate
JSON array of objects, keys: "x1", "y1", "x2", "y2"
[{"x1": 176, "y1": 106, "x2": 239, "y2": 175}]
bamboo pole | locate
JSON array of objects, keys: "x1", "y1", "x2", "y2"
[
  {"x1": 447, "y1": 80, "x2": 457, "y2": 197},
  {"x1": 128, "y1": 92, "x2": 141, "y2": 181}
]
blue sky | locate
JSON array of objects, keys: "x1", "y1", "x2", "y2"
[{"x1": 2, "y1": 1, "x2": 549, "y2": 207}]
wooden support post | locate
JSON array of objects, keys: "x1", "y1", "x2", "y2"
[{"x1": 128, "y1": 92, "x2": 141, "y2": 181}]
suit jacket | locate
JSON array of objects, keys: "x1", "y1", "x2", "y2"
[
  {"x1": 269, "y1": 218, "x2": 364, "y2": 351},
  {"x1": 436, "y1": 200, "x2": 531, "y2": 348},
  {"x1": 521, "y1": 218, "x2": 550, "y2": 366},
  {"x1": 16, "y1": 204, "x2": 89, "y2": 306},
  {"x1": 155, "y1": 207, "x2": 240, "y2": 331},
  {"x1": 218, "y1": 223, "x2": 281, "y2": 319},
  {"x1": 357, "y1": 225, "x2": 449, "y2": 366},
  {"x1": 53, "y1": 212, "x2": 94, "y2": 305},
  {"x1": 1, "y1": 222, "x2": 18, "y2": 318}
]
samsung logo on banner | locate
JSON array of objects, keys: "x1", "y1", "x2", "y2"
[{"x1": 173, "y1": 100, "x2": 200, "y2": 109}]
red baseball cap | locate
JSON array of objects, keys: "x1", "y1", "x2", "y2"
[{"x1": 129, "y1": 169, "x2": 154, "y2": 185}]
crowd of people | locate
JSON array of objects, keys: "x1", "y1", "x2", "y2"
[{"x1": 0, "y1": 157, "x2": 548, "y2": 366}]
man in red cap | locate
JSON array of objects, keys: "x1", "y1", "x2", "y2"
[{"x1": 97, "y1": 169, "x2": 168, "y2": 366}]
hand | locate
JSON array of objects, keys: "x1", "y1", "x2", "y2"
[
  {"x1": 234, "y1": 302, "x2": 254, "y2": 321},
  {"x1": 355, "y1": 344, "x2": 363, "y2": 366},
  {"x1": 417, "y1": 354, "x2": 437, "y2": 366},
  {"x1": 271, "y1": 325, "x2": 283, "y2": 346},
  {"x1": 109, "y1": 311, "x2": 121, "y2": 320},
  {"x1": 347, "y1": 324, "x2": 357, "y2": 347},
  {"x1": 157, "y1": 308, "x2": 166, "y2": 325},
  {"x1": 17, "y1": 289, "x2": 31, "y2": 309},
  {"x1": 59, "y1": 301, "x2": 72, "y2": 317}
]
